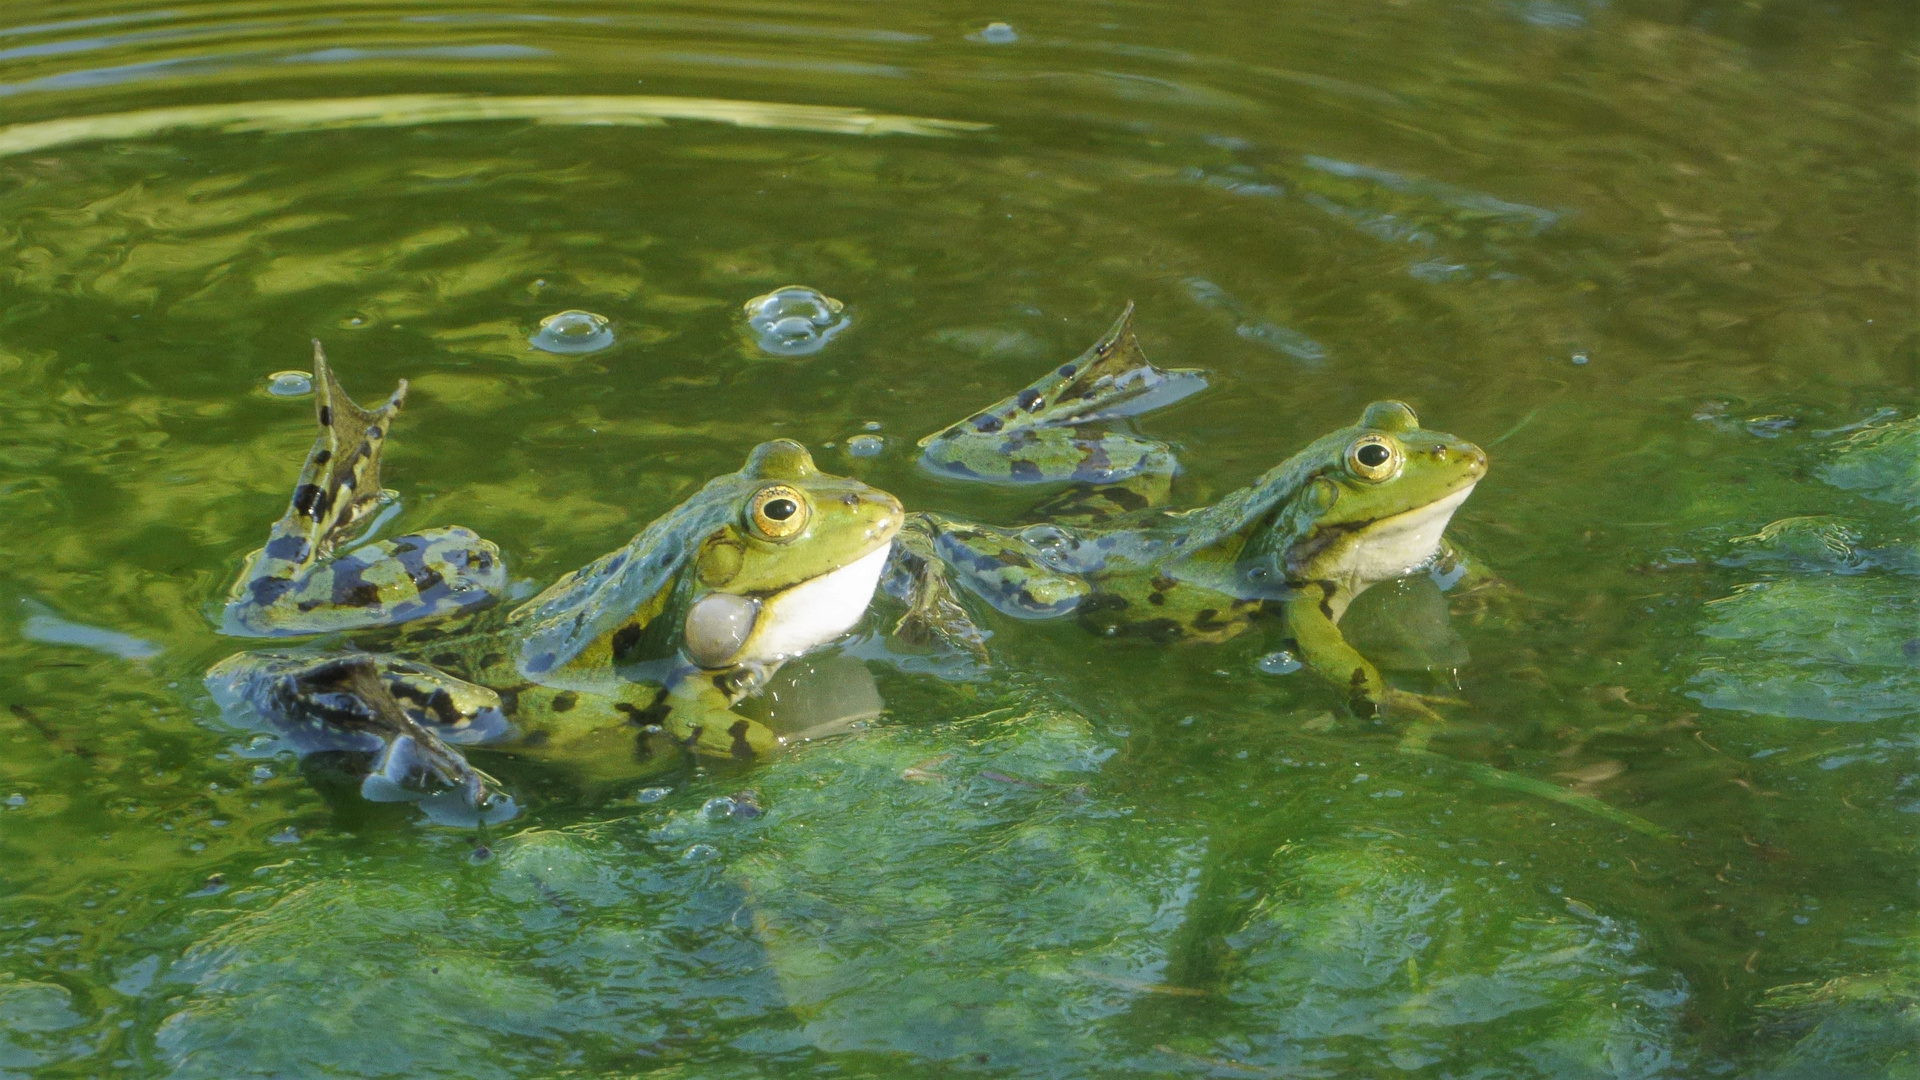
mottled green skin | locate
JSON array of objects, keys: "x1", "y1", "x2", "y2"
[
  {"x1": 210, "y1": 348, "x2": 902, "y2": 806},
  {"x1": 900, "y1": 310, "x2": 1487, "y2": 716}
]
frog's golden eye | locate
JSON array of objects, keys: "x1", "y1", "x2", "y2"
[
  {"x1": 1346, "y1": 435, "x2": 1402, "y2": 482},
  {"x1": 748, "y1": 484, "x2": 810, "y2": 540}
]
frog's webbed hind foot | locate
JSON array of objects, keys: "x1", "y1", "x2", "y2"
[
  {"x1": 282, "y1": 341, "x2": 408, "y2": 569},
  {"x1": 917, "y1": 303, "x2": 1208, "y2": 491},
  {"x1": 207, "y1": 650, "x2": 516, "y2": 819},
  {"x1": 884, "y1": 517, "x2": 990, "y2": 660},
  {"x1": 222, "y1": 343, "x2": 506, "y2": 637}
]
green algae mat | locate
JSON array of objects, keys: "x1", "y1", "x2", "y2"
[{"x1": 0, "y1": 1, "x2": 1914, "y2": 1076}]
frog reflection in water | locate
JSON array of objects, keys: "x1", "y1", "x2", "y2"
[
  {"x1": 891, "y1": 306, "x2": 1488, "y2": 718},
  {"x1": 208, "y1": 345, "x2": 903, "y2": 814}
]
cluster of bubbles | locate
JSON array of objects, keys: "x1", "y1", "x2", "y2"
[
  {"x1": 846, "y1": 420, "x2": 885, "y2": 458},
  {"x1": 743, "y1": 285, "x2": 850, "y2": 356},
  {"x1": 529, "y1": 309, "x2": 615, "y2": 354}
]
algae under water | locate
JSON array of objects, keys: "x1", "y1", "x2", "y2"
[{"x1": 0, "y1": 0, "x2": 1914, "y2": 1076}]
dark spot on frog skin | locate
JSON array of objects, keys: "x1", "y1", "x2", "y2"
[
  {"x1": 427, "y1": 689, "x2": 461, "y2": 725},
  {"x1": 1192, "y1": 608, "x2": 1230, "y2": 632},
  {"x1": 729, "y1": 719, "x2": 756, "y2": 758},
  {"x1": 1016, "y1": 388, "x2": 1043, "y2": 411},
  {"x1": 1148, "y1": 592, "x2": 1166, "y2": 605},
  {"x1": 1057, "y1": 364, "x2": 1076, "y2": 377},
  {"x1": 520, "y1": 730, "x2": 550, "y2": 747},
  {"x1": 291, "y1": 483, "x2": 324, "y2": 517},
  {"x1": 973, "y1": 414, "x2": 1004, "y2": 434},
  {"x1": 1136, "y1": 618, "x2": 1184, "y2": 643},
  {"x1": 525, "y1": 652, "x2": 555, "y2": 674},
  {"x1": 481, "y1": 652, "x2": 504, "y2": 668},
  {"x1": 1009, "y1": 459, "x2": 1042, "y2": 482},
  {"x1": 550, "y1": 691, "x2": 578, "y2": 713},
  {"x1": 1348, "y1": 668, "x2": 1373, "y2": 714},
  {"x1": 331, "y1": 573, "x2": 382, "y2": 609},
  {"x1": 318, "y1": 406, "x2": 333, "y2": 426},
  {"x1": 247, "y1": 574, "x2": 293, "y2": 606},
  {"x1": 432, "y1": 653, "x2": 461, "y2": 668},
  {"x1": 311, "y1": 449, "x2": 331, "y2": 465},
  {"x1": 264, "y1": 534, "x2": 309, "y2": 561},
  {"x1": 610, "y1": 621, "x2": 645, "y2": 663},
  {"x1": 1315, "y1": 580, "x2": 1338, "y2": 620}
]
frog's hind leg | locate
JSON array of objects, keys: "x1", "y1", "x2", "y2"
[
  {"x1": 207, "y1": 650, "x2": 514, "y2": 812},
  {"x1": 917, "y1": 304, "x2": 1207, "y2": 491},
  {"x1": 222, "y1": 343, "x2": 506, "y2": 637}
]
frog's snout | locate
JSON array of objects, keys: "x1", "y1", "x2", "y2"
[{"x1": 1430, "y1": 441, "x2": 1488, "y2": 478}]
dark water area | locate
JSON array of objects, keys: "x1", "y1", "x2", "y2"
[{"x1": 0, "y1": 1, "x2": 1914, "y2": 1076}]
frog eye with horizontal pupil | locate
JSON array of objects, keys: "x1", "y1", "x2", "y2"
[
  {"x1": 748, "y1": 484, "x2": 810, "y2": 540},
  {"x1": 1346, "y1": 435, "x2": 1402, "y2": 482}
]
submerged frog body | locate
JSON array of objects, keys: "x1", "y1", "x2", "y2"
[
  {"x1": 209, "y1": 345, "x2": 902, "y2": 814},
  {"x1": 893, "y1": 306, "x2": 1487, "y2": 717}
]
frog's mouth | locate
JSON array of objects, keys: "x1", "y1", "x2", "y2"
[{"x1": 683, "y1": 541, "x2": 895, "y2": 669}]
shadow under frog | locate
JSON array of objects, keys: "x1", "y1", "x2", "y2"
[
  {"x1": 889, "y1": 304, "x2": 1490, "y2": 720},
  {"x1": 207, "y1": 344, "x2": 902, "y2": 822}
]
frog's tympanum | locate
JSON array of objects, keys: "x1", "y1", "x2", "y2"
[
  {"x1": 209, "y1": 344, "x2": 902, "y2": 815},
  {"x1": 891, "y1": 305, "x2": 1488, "y2": 719}
]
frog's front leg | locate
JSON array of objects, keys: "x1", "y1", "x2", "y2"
[
  {"x1": 662, "y1": 664, "x2": 784, "y2": 759},
  {"x1": 222, "y1": 343, "x2": 506, "y2": 637},
  {"x1": 206, "y1": 650, "x2": 514, "y2": 811},
  {"x1": 1280, "y1": 584, "x2": 1458, "y2": 721}
]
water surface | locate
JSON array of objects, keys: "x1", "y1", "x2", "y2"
[{"x1": 0, "y1": 1, "x2": 1914, "y2": 1076}]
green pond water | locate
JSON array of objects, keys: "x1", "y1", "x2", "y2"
[{"x1": 0, "y1": 0, "x2": 1915, "y2": 1076}]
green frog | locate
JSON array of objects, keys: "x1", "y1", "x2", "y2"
[
  {"x1": 208, "y1": 344, "x2": 903, "y2": 816},
  {"x1": 891, "y1": 306, "x2": 1488, "y2": 718}
]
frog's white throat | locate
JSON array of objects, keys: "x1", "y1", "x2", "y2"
[
  {"x1": 1339, "y1": 484, "x2": 1476, "y2": 596},
  {"x1": 685, "y1": 542, "x2": 893, "y2": 669}
]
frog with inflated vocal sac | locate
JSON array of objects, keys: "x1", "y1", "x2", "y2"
[
  {"x1": 208, "y1": 344, "x2": 902, "y2": 816},
  {"x1": 890, "y1": 305, "x2": 1488, "y2": 718}
]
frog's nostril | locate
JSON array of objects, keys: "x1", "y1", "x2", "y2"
[{"x1": 843, "y1": 494, "x2": 859, "y2": 508}]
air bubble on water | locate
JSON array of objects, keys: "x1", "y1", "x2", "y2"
[
  {"x1": 268, "y1": 827, "x2": 299, "y2": 844},
  {"x1": 266, "y1": 371, "x2": 312, "y2": 397},
  {"x1": 742, "y1": 286, "x2": 849, "y2": 357},
  {"x1": 250, "y1": 766, "x2": 273, "y2": 782},
  {"x1": 1257, "y1": 651, "x2": 1303, "y2": 675},
  {"x1": 5, "y1": 793, "x2": 24, "y2": 808},
  {"x1": 683, "y1": 843, "x2": 719, "y2": 862},
  {"x1": 971, "y1": 21, "x2": 1018, "y2": 42},
  {"x1": 529, "y1": 310, "x2": 615, "y2": 354},
  {"x1": 863, "y1": 420, "x2": 883, "y2": 431},
  {"x1": 635, "y1": 786, "x2": 671, "y2": 804},
  {"x1": 847, "y1": 434, "x2": 884, "y2": 458},
  {"x1": 702, "y1": 796, "x2": 737, "y2": 821},
  {"x1": 1571, "y1": 352, "x2": 1590, "y2": 365}
]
